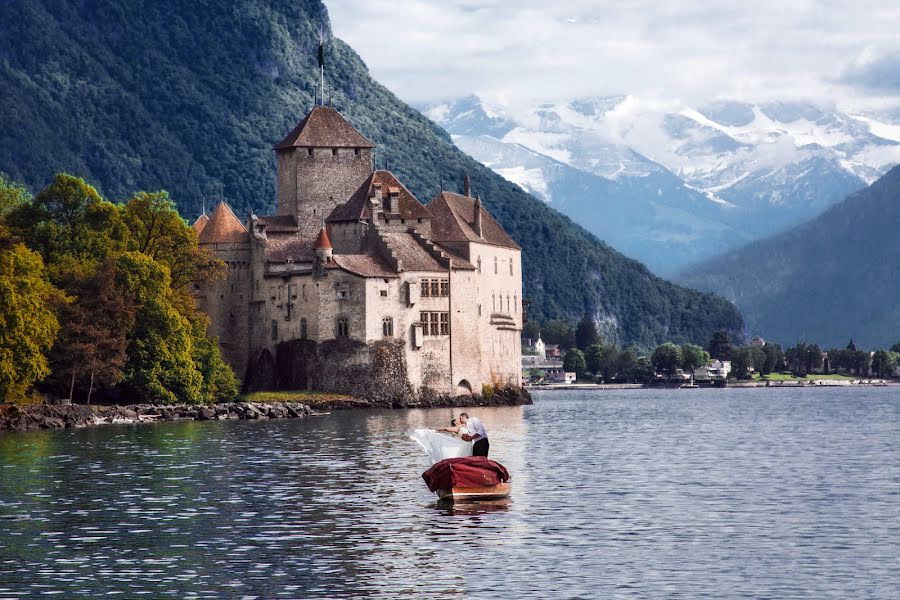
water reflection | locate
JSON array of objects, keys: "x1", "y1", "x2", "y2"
[{"x1": 0, "y1": 388, "x2": 898, "y2": 598}]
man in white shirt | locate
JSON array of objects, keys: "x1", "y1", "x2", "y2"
[{"x1": 459, "y1": 413, "x2": 489, "y2": 457}]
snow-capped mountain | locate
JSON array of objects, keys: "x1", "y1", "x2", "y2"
[{"x1": 422, "y1": 95, "x2": 900, "y2": 274}]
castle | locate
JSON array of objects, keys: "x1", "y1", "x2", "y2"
[{"x1": 193, "y1": 105, "x2": 522, "y2": 398}]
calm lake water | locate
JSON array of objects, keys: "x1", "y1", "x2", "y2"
[{"x1": 1, "y1": 387, "x2": 898, "y2": 599}]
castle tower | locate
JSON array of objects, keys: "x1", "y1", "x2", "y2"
[{"x1": 274, "y1": 106, "x2": 375, "y2": 237}]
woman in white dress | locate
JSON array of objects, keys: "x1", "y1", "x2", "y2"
[{"x1": 410, "y1": 419, "x2": 474, "y2": 464}]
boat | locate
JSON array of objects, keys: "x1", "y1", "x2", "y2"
[
  {"x1": 680, "y1": 374, "x2": 699, "y2": 388},
  {"x1": 437, "y1": 482, "x2": 511, "y2": 502},
  {"x1": 422, "y1": 456, "x2": 511, "y2": 503}
]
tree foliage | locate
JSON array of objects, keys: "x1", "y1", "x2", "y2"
[
  {"x1": 2, "y1": 173, "x2": 237, "y2": 404},
  {"x1": 652, "y1": 343, "x2": 682, "y2": 377},
  {"x1": 0, "y1": 241, "x2": 63, "y2": 403},
  {"x1": 680, "y1": 344, "x2": 709, "y2": 372},
  {"x1": 563, "y1": 349, "x2": 587, "y2": 376}
]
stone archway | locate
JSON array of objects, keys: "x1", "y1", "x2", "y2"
[{"x1": 456, "y1": 379, "x2": 473, "y2": 396}]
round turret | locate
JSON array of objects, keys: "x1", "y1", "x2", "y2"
[{"x1": 314, "y1": 224, "x2": 333, "y2": 262}]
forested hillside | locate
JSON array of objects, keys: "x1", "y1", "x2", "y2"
[
  {"x1": 681, "y1": 166, "x2": 900, "y2": 348},
  {"x1": 0, "y1": 0, "x2": 743, "y2": 348}
]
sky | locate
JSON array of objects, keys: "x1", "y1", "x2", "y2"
[{"x1": 326, "y1": 0, "x2": 900, "y2": 114}]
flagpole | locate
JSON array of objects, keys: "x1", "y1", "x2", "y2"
[{"x1": 318, "y1": 26, "x2": 325, "y2": 106}]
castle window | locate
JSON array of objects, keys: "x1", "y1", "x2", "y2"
[
  {"x1": 331, "y1": 148, "x2": 338, "y2": 157},
  {"x1": 419, "y1": 312, "x2": 448, "y2": 336},
  {"x1": 380, "y1": 290, "x2": 388, "y2": 297},
  {"x1": 300, "y1": 318, "x2": 307, "y2": 340},
  {"x1": 494, "y1": 257, "x2": 498, "y2": 274},
  {"x1": 510, "y1": 259, "x2": 513, "y2": 276},
  {"x1": 302, "y1": 284, "x2": 307, "y2": 300},
  {"x1": 440, "y1": 280, "x2": 450, "y2": 296},
  {"x1": 478, "y1": 304, "x2": 482, "y2": 316},
  {"x1": 421, "y1": 279, "x2": 430, "y2": 297},
  {"x1": 430, "y1": 279, "x2": 439, "y2": 297},
  {"x1": 382, "y1": 317, "x2": 394, "y2": 337},
  {"x1": 354, "y1": 148, "x2": 361, "y2": 156},
  {"x1": 492, "y1": 293, "x2": 496, "y2": 311},
  {"x1": 307, "y1": 148, "x2": 313, "y2": 156},
  {"x1": 337, "y1": 317, "x2": 349, "y2": 338},
  {"x1": 271, "y1": 319, "x2": 278, "y2": 341},
  {"x1": 477, "y1": 257, "x2": 482, "y2": 273},
  {"x1": 514, "y1": 295, "x2": 518, "y2": 313}
]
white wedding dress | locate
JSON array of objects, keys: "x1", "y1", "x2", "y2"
[{"x1": 410, "y1": 428, "x2": 473, "y2": 465}]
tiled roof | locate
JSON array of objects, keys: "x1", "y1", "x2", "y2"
[
  {"x1": 433, "y1": 243, "x2": 476, "y2": 270},
  {"x1": 382, "y1": 232, "x2": 448, "y2": 272},
  {"x1": 427, "y1": 191, "x2": 519, "y2": 250},
  {"x1": 275, "y1": 106, "x2": 375, "y2": 150},
  {"x1": 328, "y1": 171, "x2": 432, "y2": 223},
  {"x1": 266, "y1": 238, "x2": 315, "y2": 263},
  {"x1": 257, "y1": 214, "x2": 298, "y2": 233},
  {"x1": 192, "y1": 213, "x2": 209, "y2": 236},
  {"x1": 330, "y1": 254, "x2": 399, "y2": 278},
  {"x1": 198, "y1": 202, "x2": 248, "y2": 244}
]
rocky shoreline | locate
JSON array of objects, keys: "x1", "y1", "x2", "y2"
[{"x1": 0, "y1": 387, "x2": 532, "y2": 433}]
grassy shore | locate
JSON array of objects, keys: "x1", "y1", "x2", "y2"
[
  {"x1": 751, "y1": 372, "x2": 857, "y2": 382},
  {"x1": 240, "y1": 390, "x2": 367, "y2": 409}
]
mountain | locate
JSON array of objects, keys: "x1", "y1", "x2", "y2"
[
  {"x1": 424, "y1": 95, "x2": 900, "y2": 274},
  {"x1": 0, "y1": 0, "x2": 743, "y2": 350},
  {"x1": 680, "y1": 166, "x2": 900, "y2": 349}
]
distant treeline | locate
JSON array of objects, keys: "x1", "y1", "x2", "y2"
[
  {"x1": 526, "y1": 317, "x2": 899, "y2": 381},
  {"x1": 0, "y1": 173, "x2": 237, "y2": 405}
]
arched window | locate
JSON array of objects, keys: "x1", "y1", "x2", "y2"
[
  {"x1": 300, "y1": 318, "x2": 308, "y2": 340},
  {"x1": 509, "y1": 259, "x2": 513, "y2": 276},
  {"x1": 271, "y1": 319, "x2": 278, "y2": 341},
  {"x1": 337, "y1": 317, "x2": 349, "y2": 338},
  {"x1": 494, "y1": 256, "x2": 498, "y2": 274},
  {"x1": 476, "y1": 257, "x2": 482, "y2": 273},
  {"x1": 382, "y1": 317, "x2": 393, "y2": 337},
  {"x1": 514, "y1": 295, "x2": 518, "y2": 313},
  {"x1": 492, "y1": 293, "x2": 496, "y2": 311}
]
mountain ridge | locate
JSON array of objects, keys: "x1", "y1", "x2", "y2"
[
  {"x1": 679, "y1": 165, "x2": 900, "y2": 348},
  {"x1": 0, "y1": 0, "x2": 743, "y2": 350}
]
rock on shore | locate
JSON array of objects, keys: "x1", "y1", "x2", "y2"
[
  {"x1": 0, "y1": 402, "x2": 313, "y2": 433},
  {"x1": 0, "y1": 386, "x2": 532, "y2": 433}
]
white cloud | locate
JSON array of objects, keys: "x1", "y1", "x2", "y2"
[{"x1": 326, "y1": 0, "x2": 900, "y2": 111}]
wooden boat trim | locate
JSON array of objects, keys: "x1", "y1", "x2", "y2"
[{"x1": 437, "y1": 482, "x2": 511, "y2": 502}]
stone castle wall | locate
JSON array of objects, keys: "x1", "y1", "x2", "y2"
[{"x1": 276, "y1": 146, "x2": 372, "y2": 237}]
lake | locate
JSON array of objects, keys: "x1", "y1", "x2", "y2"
[{"x1": 1, "y1": 387, "x2": 898, "y2": 599}]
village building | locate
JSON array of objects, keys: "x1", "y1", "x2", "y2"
[{"x1": 193, "y1": 105, "x2": 523, "y2": 397}]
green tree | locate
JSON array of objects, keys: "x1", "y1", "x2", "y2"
[
  {"x1": 563, "y1": 348, "x2": 587, "y2": 376},
  {"x1": 748, "y1": 346, "x2": 767, "y2": 374},
  {"x1": 870, "y1": 350, "x2": 894, "y2": 378},
  {"x1": 543, "y1": 319, "x2": 576, "y2": 349},
  {"x1": 0, "y1": 173, "x2": 30, "y2": 217},
  {"x1": 652, "y1": 343, "x2": 682, "y2": 378},
  {"x1": 0, "y1": 242, "x2": 63, "y2": 403},
  {"x1": 575, "y1": 315, "x2": 600, "y2": 351},
  {"x1": 680, "y1": 344, "x2": 709, "y2": 372},
  {"x1": 190, "y1": 317, "x2": 240, "y2": 403},
  {"x1": 785, "y1": 343, "x2": 809, "y2": 374},
  {"x1": 762, "y1": 343, "x2": 784, "y2": 374},
  {"x1": 586, "y1": 343, "x2": 604, "y2": 375},
  {"x1": 7, "y1": 174, "x2": 128, "y2": 271},
  {"x1": 616, "y1": 348, "x2": 638, "y2": 381},
  {"x1": 121, "y1": 191, "x2": 221, "y2": 291},
  {"x1": 707, "y1": 330, "x2": 732, "y2": 360},
  {"x1": 730, "y1": 347, "x2": 753, "y2": 380},
  {"x1": 631, "y1": 357, "x2": 656, "y2": 383},
  {"x1": 890, "y1": 342, "x2": 900, "y2": 353},
  {"x1": 804, "y1": 344, "x2": 824, "y2": 374},
  {"x1": 115, "y1": 252, "x2": 203, "y2": 404}
]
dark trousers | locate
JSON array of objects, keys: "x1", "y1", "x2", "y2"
[{"x1": 473, "y1": 438, "x2": 490, "y2": 457}]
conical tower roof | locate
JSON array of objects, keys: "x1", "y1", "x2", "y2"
[
  {"x1": 275, "y1": 106, "x2": 375, "y2": 150},
  {"x1": 198, "y1": 202, "x2": 248, "y2": 244},
  {"x1": 314, "y1": 224, "x2": 333, "y2": 250},
  {"x1": 192, "y1": 213, "x2": 209, "y2": 235}
]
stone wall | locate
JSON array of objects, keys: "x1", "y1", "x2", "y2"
[{"x1": 276, "y1": 146, "x2": 372, "y2": 237}]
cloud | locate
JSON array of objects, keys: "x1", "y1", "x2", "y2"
[
  {"x1": 840, "y1": 47, "x2": 900, "y2": 92},
  {"x1": 326, "y1": 0, "x2": 900, "y2": 109}
]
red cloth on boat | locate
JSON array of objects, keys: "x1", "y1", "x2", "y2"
[{"x1": 422, "y1": 457, "x2": 510, "y2": 493}]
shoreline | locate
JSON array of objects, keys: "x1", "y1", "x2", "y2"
[
  {"x1": 0, "y1": 387, "x2": 532, "y2": 434},
  {"x1": 528, "y1": 379, "x2": 895, "y2": 391}
]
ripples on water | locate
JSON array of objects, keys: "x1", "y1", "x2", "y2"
[{"x1": 0, "y1": 388, "x2": 898, "y2": 598}]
